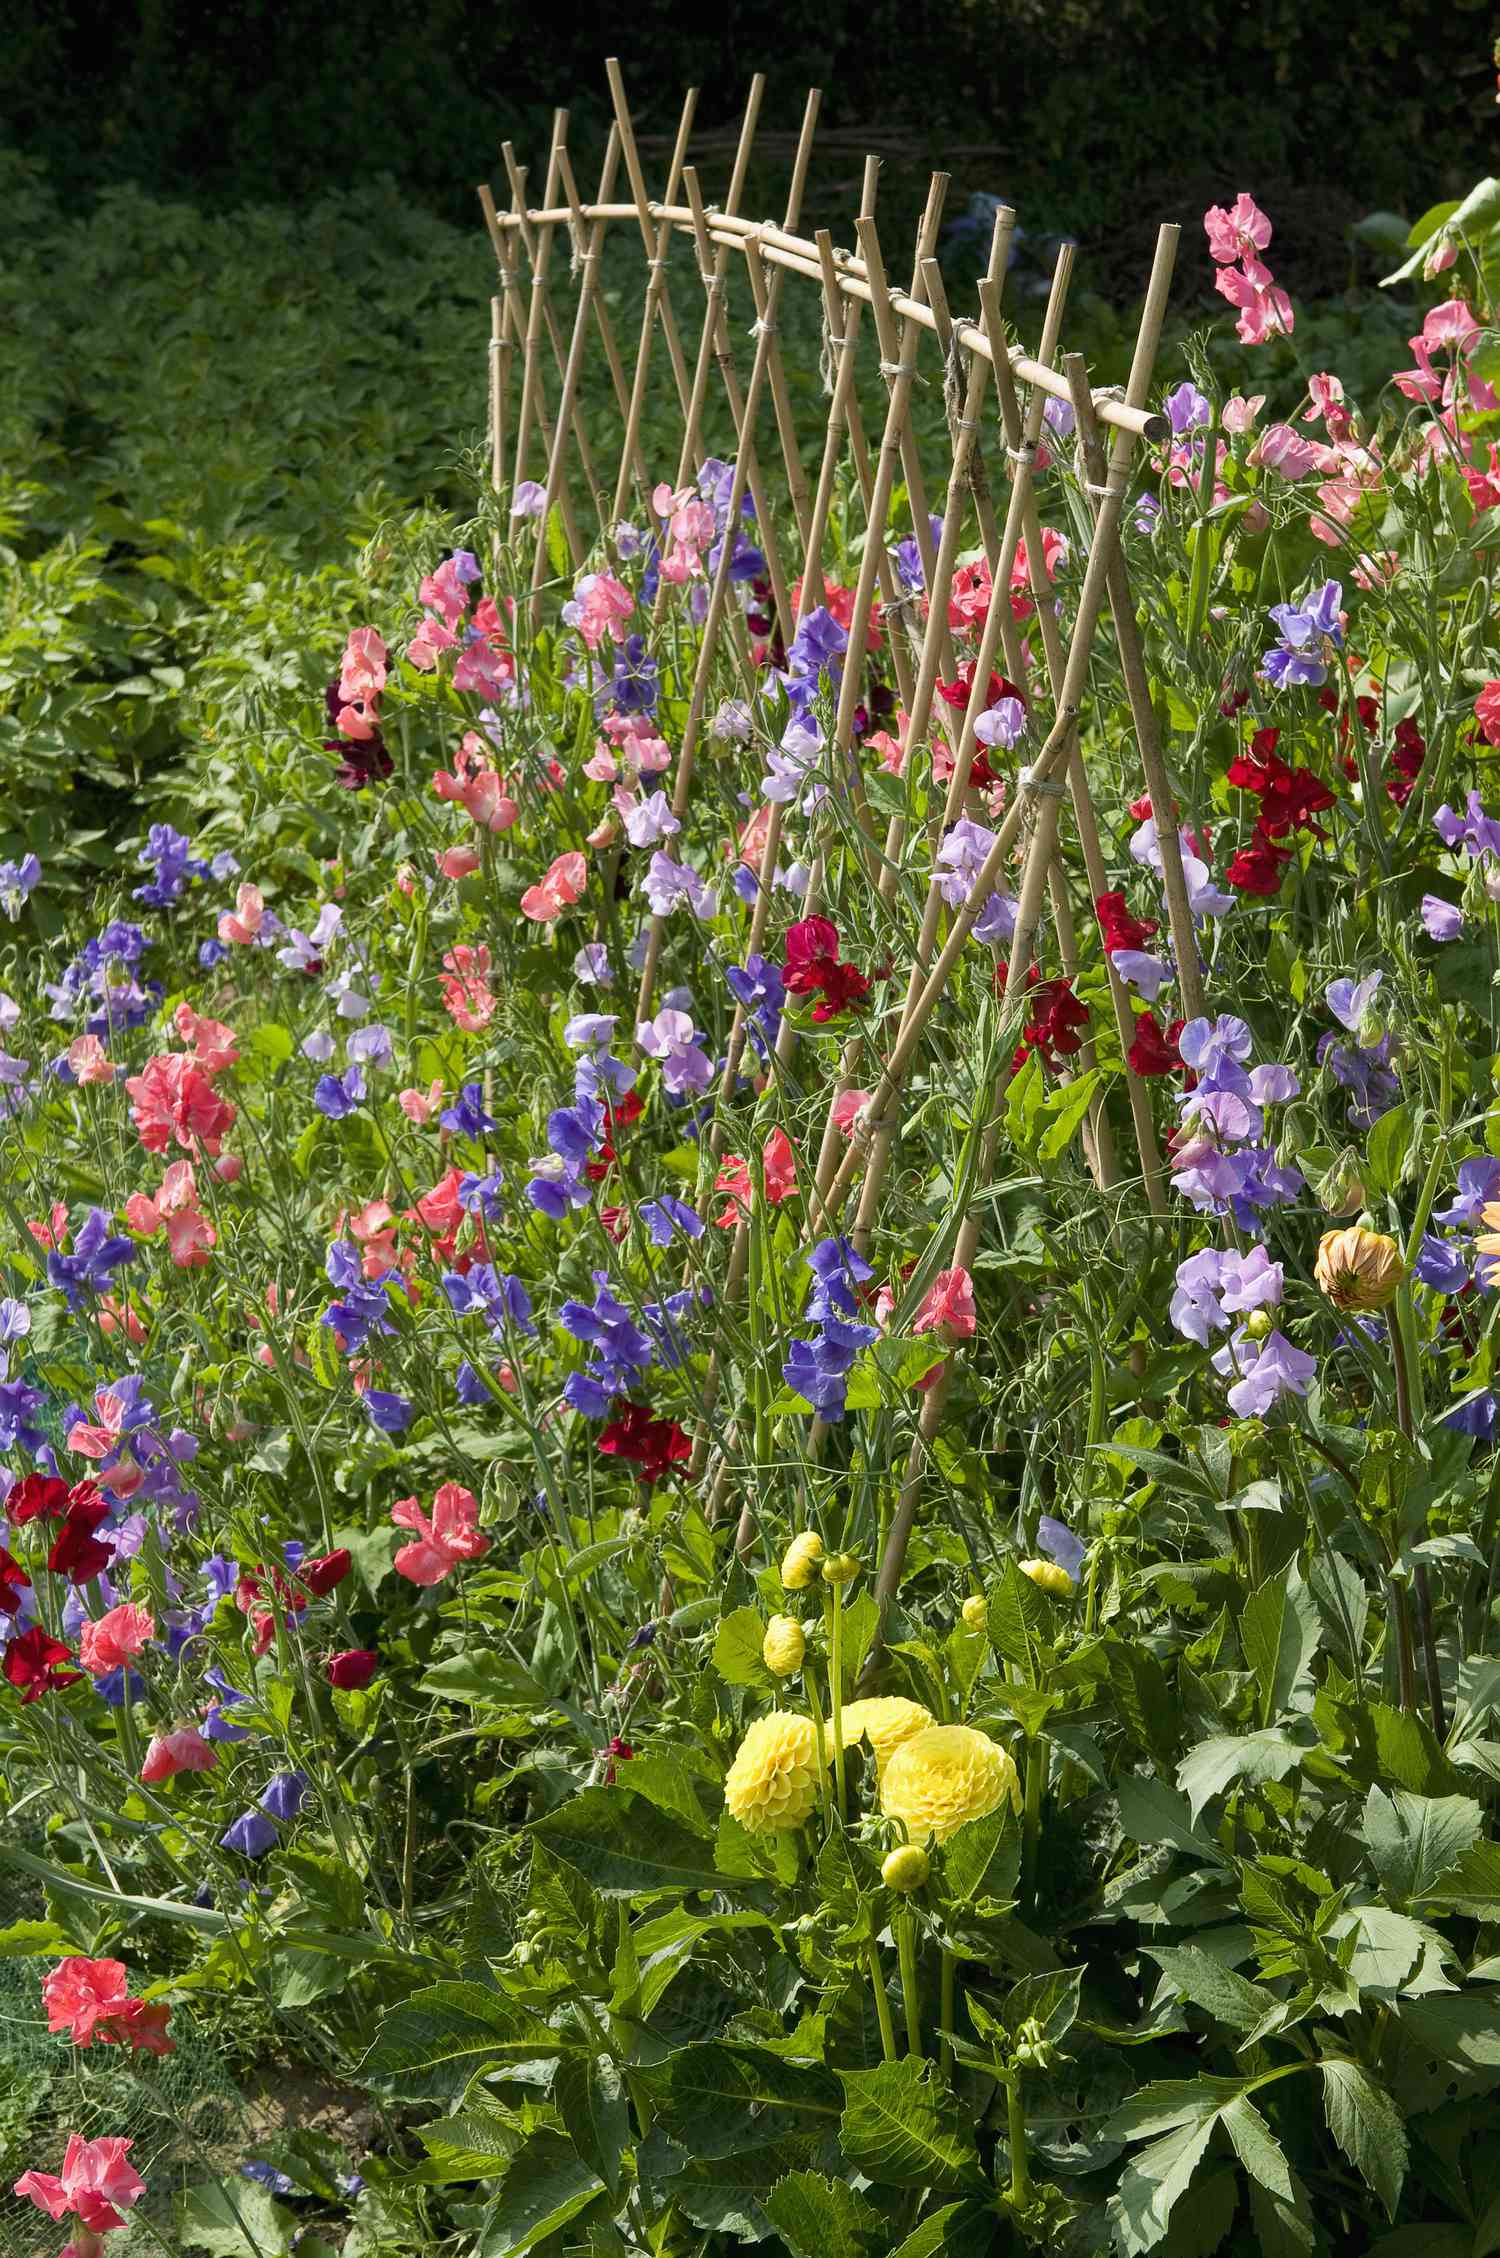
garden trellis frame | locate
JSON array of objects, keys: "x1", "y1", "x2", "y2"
[{"x1": 479, "y1": 64, "x2": 1187, "y2": 1630}]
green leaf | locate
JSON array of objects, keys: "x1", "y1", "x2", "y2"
[
  {"x1": 1372, "y1": 1703, "x2": 1459, "y2": 1795},
  {"x1": 1320, "y1": 2060, "x2": 1407, "y2": 2218},
  {"x1": 477, "y1": 2129, "x2": 604, "y2": 2256},
  {"x1": 1116, "y1": 1775, "x2": 1226, "y2": 1864},
  {"x1": 763, "y1": 2171, "x2": 884, "y2": 2258},
  {"x1": 838, "y1": 2058, "x2": 981, "y2": 2189},
  {"x1": 1220, "y1": 2095, "x2": 1294, "y2": 2202},
  {"x1": 1107, "y1": 1641, "x2": 1180, "y2": 1768},
  {"x1": 942, "y1": 1798, "x2": 1021, "y2": 1910},
  {"x1": 419, "y1": 1652, "x2": 554, "y2": 1708},
  {"x1": 1176, "y1": 1730, "x2": 1306, "y2": 1819},
  {"x1": 661, "y1": 2140, "x2": 821, "y2": 2240},
  {"x1": 1393, "y1": 1994, "x2": 1500, "y2": 2111},
  {"x1": 1365, "y1": 1101, "x2": 1415, "y2": 1197},
  {"x1": 636, "y1": 2042, "x2": 841, "y2": 2158},
  {"x1": 1036, "y1": 1069, "x2": 1101, "y2": 1163},
  {"x1": 884, "y1": 2200, "x2": 998, "y2": 2257},
  {"x1": 1361, "y1": 1784, "x2": 1483, "y2": 1905},
  {"x1": 1420, "y1": 1839, "x2": 1500, "y2": 1919},
  {"x1": 986, "y1": 1558, "x2": 1050, "y2": 1671},
  {"x1": 1108, "y1": 2112, "x2": 1219, "y2": 2255},
  {"x1": 1145, "y1": 1945, "x2": 1273, "y2": 2034},
  {"x1": 552, "y1": 2054, "x2": 628, "y2": 2193},
  {"x1": 713, "y1": 1603, "x2": 774, "y2": 1690},
  {"x1": 361, "y1": 1983, "x2": 567, "y2": 2076},
  {"x1": 176, "y1": 2181, "x2": 294, "y2": 2256},
  {"x1": 1241, "y1": 1567, "x2": 1320, "y2": 1725},
  {"x1": 529, "y1": 1786, "x2": 727, "y2": 1897}
]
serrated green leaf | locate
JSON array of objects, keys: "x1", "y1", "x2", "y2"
[
  {"x1": 1241, "y1": 1567, "x2": 1320, "y2": 1725},
  {"x1": 1320, "y1": 2060, "x2": 1407, "y2": 2218},
  {"x1": 552, "y1": 2054, "x2": 628, "y2": 2193},
  {"x1": 763, "y1": 2170, "x2": 884, "y2": 2258},
  {"x1": 1145, "y1": 1945, "x2": 1273, "y2": 2034},
  {"x1": 1361, "y1": 1783, "x2": 1483, "y2": 1905},
  {"x1": 838, "y1": 2058, "x2": 981, "y2": 2189},
  {"x1": 636, "y1": 2042, "x2": 841, "y2": 2158},
  {"x1": 712, "y1": 1603, "x2": 774, "y2": 1690},
  {"x1": 1419, "y1": 1837, "x2": 1500, "y2": 1918},
  {"x1": 477, "y1": 2129, "x2": 604, "y2": 2256},
  {"x1": 1176, "y1": 1730, "x2": 1305, "y2": 1819},
  {"x1": 529, "y1": 1786, "x2": 728, "y2": 1897},
  {"x1": 942, "y1": 1798, "x2": 1021, "y2": 1909},
  {"x1": 361, "y1": 1983, "x2": 568, "y2": 2077}
]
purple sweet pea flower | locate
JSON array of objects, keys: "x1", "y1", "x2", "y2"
[
  {"x1": 361, "y1": 1389, "x2": 412, "y2": 1433},
  {"x1": 1036, "y1": 1514, "x2": 1087, "y2": 1580},
  {"x1": 1420, "y1": 895, "x2": 1464, "y2": 941},
  {"x1": 1416, "y1": 1234, "x2": 1469, "y2": 1293},
  {"x1": 1213, "y1": 1327, "x2": 1317, "y2": 1418},
  {"x1": 221, "y1": 1810, "x2": 279, "y2": 1858}
]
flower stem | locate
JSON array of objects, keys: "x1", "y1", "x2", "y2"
[
  {"x1": 939, "y1": 1946, "x2": 958, "y2": 2077},
  {"x1": 897, "y1": 1904, "x2": 922, "y2": 2057},
  {"x1": 865, "y1": 1909, "x2": 899, "y2": 2062},
  {"x1": 1021, "y1": 1732, "x2": 1048, "y2": 1919},
  {"x1": 828, "y1": 1581, "x2": 847, "y2": 1821},
  {"x1": 1006, "y1": 2070, "x2": 1032, "y2": 2209}
]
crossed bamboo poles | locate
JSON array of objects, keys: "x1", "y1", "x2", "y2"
[{"x1": 478, "y1": 66, "x2": 1193, "y2": 1622}]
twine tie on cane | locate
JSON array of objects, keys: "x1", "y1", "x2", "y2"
[
  {"x1": 748, "y1": 317, "x2": 779, "y2": 339},
  {"x1": 879, "y1": 359, "x2": 919, "y2": 382},
  {"x1": 1019, "y1": 766, "x2": 1067, "y2": 797}
]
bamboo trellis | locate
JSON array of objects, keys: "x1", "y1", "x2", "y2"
[{"x1": 479, "y1": 65, "x2": 1188, "y2": 1629}]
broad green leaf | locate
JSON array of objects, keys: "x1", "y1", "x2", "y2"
[
  {"x1": 1176, "y1": 1730, "x2": 1306, "y2": 1819},
  {"x1": 636, "y1": 2042, "x2": 841, "y2": 2159},
  {"x1": 1145, "y1": 1945, "x2": 1273, "y2": 2034},
  {"x1": 361, "y1": 1983, "x2": 566, "y2": 2076},
  {"x1": 838, "y1": 2058, "x2": 981, "y2": 2189},
  {"x1": 176, "y1": 2181, "x2": 294, "y2": 2256},
  {"x1": 419, "y1": 1653, "x2": 554, "y2": 1708},
  {"x1": 713, "y1": 1603, "x2": 774, "y2": 1689},
  {"x1": 1393, "y1": 1993, "x2": 1500, "y2": 2112},
  {"x1": 529, "y1": 1786, "x2": 727, "y2": 1897},
  {"x1": 1116, "y1": 1775, "x2": 1225, "y2": 1863},
  {"x1": 1420, "y1": 1838, "x2": 1500, "y2": 1919},
  {"x1": 1372, "y1": 1703, "x2": 1459, "y2": 1795},
  {"x1": 1361, "y1": 1784, "x2": 1483, "y2": 1905},
  {"x1": 986, "y1": 1558, "x2": 1050, "y2": 1672},
  {"x1": 552, "y1": 2054, "x2": 628, "y2": 2193},
  {"x1": 1241, "y1": 1567, "x2": 1320, "y2": 1725},
  {"x1": 1364, "y1": 1101, "x2": 1415, "y2": 1196},
  {"x1": 885, "y1": 2199, "x2": 997, "y2": 2257},
  {"x1": 618, "y1": 1749, "x2": 714, "y2": 1835},
  {"x1": 942, "y1": 1798, "x2": 1021, "y2": 1909},
  {"x1": 1108, "y1": 2112, "x2": 1218, "y2": 2254},
  {"x1": 664, "y1": 2140, "x2": 821, "y2": 2240},
  {"x1": 1320, "y1": 2060, "x2": 1407, "y2": 2218},
  {"x1": 1220, "y1": 2095, "x2": 1294, "y2": 2202},
  {"x1": 763, "y1": 2171, "x2": 884, "y2": 2258},
  {"x1": 1107, "y1": 1642, "x2": 1179, "y2": 1767},
  {"x1": 477, "y1": 2129, "x2": 604, "y2": 2256},
  {"x1": 1036, "y1": 1069, "x2": 1101, "y2": 1162}
]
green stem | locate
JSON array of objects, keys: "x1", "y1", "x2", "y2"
[
  {"x1": 828, "y1": 1582, "x2": 847, "y2": 1822},
  {"x1": 1006, "y1": 2070, "x2": 1032, "y2": 2209},
  {"x1": 806, "y1": 1672, "x2": 831, "y2": 1818},
  {"x1": 1021, "y1": 1732, "x2": 1048, "y2": 1919},
  {"x1": 865, "y1": 1911, "x2": 899, "y2": 2063},
  {"x1": 897, "y1": 1904, "x2": 922, "y2": 2058},
  {"x1": 939, "y1": 1947, "x2": 958, "y2": 2078}
]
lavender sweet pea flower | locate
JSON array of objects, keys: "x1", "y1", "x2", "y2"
[
  {"x1": 573, "y1": 942, "x2": 614, "y2": 987},
  {"x1": 362, "y1": 1389, "x2": 412, "y2": 1433},
  {"x1": 314, "y1": 1066, "x2": 365, "y2": 1119},
  {"x1": 623, "y1": 792, "x2": 681, "y2": 848},
  {"x1": 642, "y1": 853, "x2": 715, "y2": 921},
  {"x1": 1165, "y1": 382, "x2": 1211, "y2": 434},
  {"x1": 1111, "y1": 950, "x2": 1172, "y2": 999},
  {"x1": 1036, "y1": 1514, "x2": 1087, "y2": 1580},
  {"x1": 1435, "y1": 1158, "x2": 1500, "y2": 1229},
  {"x1": 1421, "y1": 895, "x2": 1463, "y2": 941},
  {"x1": 0, "y1": 854, "x2": 42, "y2": 920},
  {"x1": 1213, "y1": 1327, "x2": 1317, "y2": 1418},
  {"x1": 221, "y1": 1810, "x2": 279, "y2": 1858},
  {"x1": 973, "y1": 891, "x2": 1019, "y2": 946},
  {"x1": 1327, "y1": 972, "x2": 1382, "y2": 1034},
  {"x1": 441, "y1": 1083, "x2": 497, "y2": 1138},
  {"x1": 1433, "y1": 791, "x2": 1500, "y2": 860},
  {"x1": 973, "y1": 696, "x2": 1026, "y2": 751},
  {"x1": 346, "y1": 1022, "x2": 394, "y2": 1070},
  {"x1": 1446, "y1": 1390, "x2": 1498, "y2": 1438},
  {"x1": 1416, "y1": 1234, "x2": 1469, "y2": 1293},
  {"x1": 638, "y1": 1008, "x2": 713, "y2": 1097},
  {"x1": 934, "y1": 819, "x2": 998, "y2": 909},
  {"x1": 639, "y1": 1196, "x2": 704, "y2": 1245},
  {"x1": 259, "y1": 1770, "x2": 310, "y2": 1821},
  {"x1": 511, "y1": 480, "x2": 548, "y2": 518}
]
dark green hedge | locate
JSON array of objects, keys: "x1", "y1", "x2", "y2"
[{"x1": 2, "y1": 0, "x2": 1494, "y2": 272}]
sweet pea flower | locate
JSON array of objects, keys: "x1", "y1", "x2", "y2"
[
  {"x1": 520, "y1": 850, "x2": 588, "y2": 923},
  {"x1": 1203, "y1": 192, "x2": 1272, "y2": 265},
  {"x1": 216, "y1": 884, "x2": 265, "y2": 946},
  {"x1": 911, "y1": 1266, "x2": 977, "y2": 1342},
  {"x1": 15, "y1": 2133, "x2": 146, "y2": 2235},
  {"x1": 66, "y1": 1035, "x2": 115, "y2": 1084},
  {"x1": 1421, "y1": 895, "x2": 1464, "y2": 941},
  {"x1": 637, "y1": 1008, "x2": 712, "y2": 1097},
  {"x1": 140, "y1": 1726, "x2": 218, "y2": 1781},
  {"x1": 391, "y1": 1481, "x2": 490, "y2": 1585},
  {"x1": 77, "y1": 1603, "x2": 155, "y2": 1677},
  {"x1": 1213, "y1": 1327, "x2": 1317, "y2": 1418}
]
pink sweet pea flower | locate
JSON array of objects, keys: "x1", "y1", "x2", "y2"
[
  {"x1": 1220, "y1": 393, "x2": 1265, "y2": 434},
  {"x1": 140, "y1": 1726, "x2": 218, "y2": 1782},
  {"x1": 339, "y1": 627, "x2": 387, "y2": 706},
  {"x1": 15, "y1": 2133, "x2": 146, "y2": 2235},
  {"x1": 1300, "y1": 372, "x2": 1352, "y2": 438},
  {"x1": 42, "y1": 1958, "x2": 129, "y2": 2045},
  {"x1": 407, "y1": 616, "x2": 458, "y2": 671},
  {"x1": 173, "y1": 1004, "x2": 240, "y2": 1074},
  {"x1": 520, "y1": 850, "x2": 588, "y2": 923},
  {"x1": 335, "y1": 699, "x2": 379, "y2": 742},
  {"x1": 77, "y1": 1604, "x2": 155, "y2": 1678},
  {"x1": 439, "y1": 943, "x2": 496, "y2": 1032},
  {"x1": 398, "y1": 1080, "x2": 445, "y2": 1125},
  {"x1": 125, "y1": 1054, "x2": 236, "y2": 1156},
  {"x1": 1203, "y1": 192, "x2": 1272, "y2": 265},
  {"x1": 583, "y1": 743, "x2": 619, "y2": 783},
  {"x1": 573, "y1": 571, "x2": 635, "y2": 651},
  {"x1": 911, "y1": 1265, "x2": 978, "y2": 1343},
  {"x1": 391, "y1": 1481, "x2": 490, "y2": 1585},
  {"x1": 217, "y1": 884, "x2": 264, "y2": 946},
  {"x1": 1248, "y1": 423, "x2": 1319, "y2": 480},
  {"x1": 1422, "y1": 298, "x2": 1481, "y2": 353},
  {"x1": 436, "y1": 845, "x2": 482, "y2": 880},
  {"x1": 66, "y1": 1033, "x2": 116, "y2": 1084},
  {"x1": 832, "y1": 1087, "x2": 873, "y2": 1137}
]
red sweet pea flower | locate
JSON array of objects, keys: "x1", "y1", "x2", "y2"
[
  {"x1": 47, "y1": 1490, "x2": 115, "y2": 1585},
  {"x1": 783, "y1": 918, "x2": 871, "y2": 1022},
  {"x1": 0, "y1": 1546, "x2": 31, "y2": 1615},
  {"x1": 300, "y1": 1548, "x2": 352, "y2": 1597},
  {"x1": 1226, "y1": 837, "x2": 1293, "y2": 895},
  {"x1": 326, "y1": 1648, "x2": 379, "y2": 1690},
  {"x1": 6, "y1": 1473, "x2": 69, "y2": 1524},
  {"x1": 934, "y1": 664, "x2": 1026, "y2": 715},
  {"x1": 602, "y1": 1734, "x2": 635, "y2": 1785},
  {"x1": 598, "y1": 1404, "x2": 691, "y2": 1485},
  {"x1": 1127, "y1": 1011, "x2": 1184, "y2": 1077},
  {"x1": 1013, "y1": 977, "x2": 1089, "y2": 1074},
  {"x1": 3, "y1": 1626, "x2": 83, "y2": 1703},
  {"x1": 1094, "y1": 891, "x2": 1159, "y2": 953},
  {"x1": 1387, "y1": 716, "x2": 1426, "y2": 805}
]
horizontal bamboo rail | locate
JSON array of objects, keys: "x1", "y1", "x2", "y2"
[{"x1": 488, "y1": 200, "x2": 1167, "y2": 444}]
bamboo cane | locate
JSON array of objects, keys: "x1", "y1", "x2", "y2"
[
  {"x1": 530, "y1": 127, "x2": 623, "y2": 621},
  {"x1": 605, "y1": 59, "x2": 694, "y2": 417},
  {"x1": 477, "y1": 177, "x2": 577, "y2": 554},
  {"x1": 668, "y1": 77, "x2": 767, "y2": 500},
  {"x1": 609, "y1": 84, "x2": 703, "y2": 523},
  {"x1": 555, "y1": 137, "x2": 647, "y2": 483},
  {"x1": 503, "y1": 124, "x2": 603, "y2": 509}
]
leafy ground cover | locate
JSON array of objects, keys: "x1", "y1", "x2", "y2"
[{"x1": 4, "y1": 155, "x2": 1500, "y2": 2258}]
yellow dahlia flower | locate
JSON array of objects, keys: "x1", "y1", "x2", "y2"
[
  {"x1": 1019, "y1": 1558, "x2": 1074, "y2": 1597},
  {"x1": 880, "y1": 1723, "x2": 1020, "y2": 1845},
  {"x1": 780, "y1": 1531, "x2": 825, "y2": 1591},
  {"x1": 881, "y1": 1843, "x2": 930, "y2": 1892},
  {"x1": 723, "y1": 1711, "x2": 820, "y2": 1833},
  {"x1": 1313, "y1": 1225, "x2": 1404, "y2": 1312},
  {"x1": 838, "y1": 1696, "x2": 934, "y2": 1779},
  {"x1": 762, "y1": 1614, "x2": 806, "y2": 1677}
]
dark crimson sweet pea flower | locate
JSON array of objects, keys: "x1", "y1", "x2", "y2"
[
  {"x1": 598, "y1": 1404, "x2": 691, "y2": 1484},
  {"x1": 6, "y1": 1473, "x2": 69, "y2": 1524},
  {"x1": 3, "y1": 1625, "x2": 83, "y2": 1703},
  {"x1": 47, "y1": 1489, "x2": 115, "y2": 1585},
  {"x1": 325, "y1": 1648, "x2": 379, "y2": 1690},
  {"x1": 301, "y1": 1549, "x2": 352, "y2": 1597},
  {"x1": 0, "y1": 1546, "x2": 31, "y2": 1615}
]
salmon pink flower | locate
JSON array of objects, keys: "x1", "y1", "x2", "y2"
[
  {"x1": 391, "y1": 1481, "x2": 489, "y2": 1585},
  {"x1": 714, "y1": 1127, "x2": 798, "y2": 1226},
  {"x1": 42, "y1": 1958, "x2": 128, "y2": 2045},
  {"x1": 125, "y1": 1054, "x2": 235, "y2": 1156},
  {"x1": 520, "y1": 850, "x2": 588, "y2": 923},
  {"x1": 436, "y1": 845, "x2": 482, "y2": 880},
  {"x1": 216, "y1": 884, "x2": 264, "y2": 946},
  {"x1": 338, "y1": 626, "x2": 387, "y2": 707},
  {"x1": 911, "y1": 1266, "x2": 978, "y2": 1342},
  {"x1": 14, "y1": 2133, "x2": 146, "y2": 2234},
  {"x1": 1203, "y1": 192, "x2": 1272, "y2": 265},
  {"x1": 398, "y1": 1079, "x2": 445, "y2": 1125},
  {"x1": 77, "y1": 1603, "x2": 155, "y2": 1678},
  {"x1": 1249, "y1": 423, "x2": 1319, "y2": 480},
  {"x1": 172, "y1": 1004, "x2": 240, "y2": 1074},
  {"x1": 140, "y1": 1727, "x2": 218, "y2": 1782},
  {"x1": 439, "y1": 944, "x2": 496, "y2": 1032},
  {"x1": 832, "y1": 1087, "x2": 873, "y2": 1138},
  {"x1": 407, "y1": 615, "x2": 458, "y2": 671},
  {"x1": 1221, "y1": 393, "x2": 1265, "y2": 433},
  {"x1": 66, "y1": 1035, "x2": 115, "y2": 1084}
]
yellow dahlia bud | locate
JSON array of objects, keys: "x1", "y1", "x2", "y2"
[
  {"x1": 821, "y1": 1551, "x2": 861, "y2": 1587},
  {"x1": 723, "y1": 1711, "x2": 820, "y2": 1833},
  {"x1": 762, "y1": 1614, "x2": 806, "y2": 1677},
  {"x1": 1314, "y1": 1225, "x2": 1405, "y2": 1313},
  {"x1": 881, "y1": 1843, "x2": 930, "y2": 1892},
  {"x1": 961, "y1": 1593, "x2": 988, "y2": 1631},
  {"x1": 1242, "y1": 1307, "x2": 1274, "y2": 1342},
  {"x1": 838, "y1": 1696, "x2": 934, "y2": 1779},
  {"x1": 780, "y1": 1531, "x2": 825, "y2": 1591},
  {"x1": 1019, "y1": 1558, "x2": 1074, "y2": 1597},
  {"x1": 880, "y1": 1723, "x2": 1021, "y2": 1845}
]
